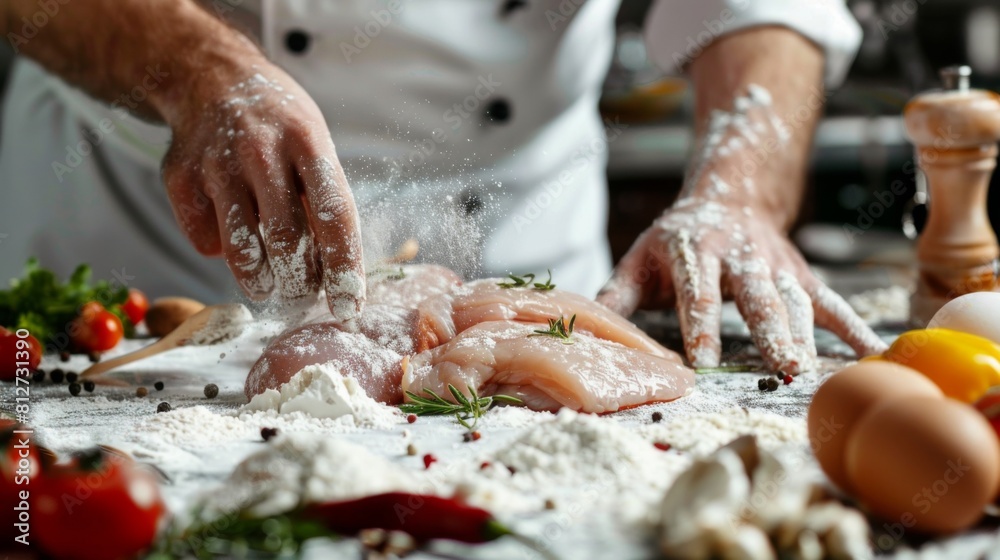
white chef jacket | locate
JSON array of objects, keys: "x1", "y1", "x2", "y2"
[{"x1": 0, "y1": 0, "x2": 861, "y2": 303}]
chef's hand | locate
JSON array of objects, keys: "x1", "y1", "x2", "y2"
[
  {"x1": 597, "y1": 27, "x2": 886, "y2": 373},
  {"x1": 160, "y1": 60, "x2": 365, "y2": 321},
  {"x1": 597, "y1": 196, "x2": 886, "y2": 373},
  {"x1": 0, "y1": 0, "x2": 366, "y2": 321},
  {"x1": 144, "y1": 21, "x2": 368, "y2": 322}
]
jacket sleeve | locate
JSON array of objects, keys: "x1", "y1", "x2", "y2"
[{"x1": 644, "y1": 0, "x2": 862, "y2": 88}]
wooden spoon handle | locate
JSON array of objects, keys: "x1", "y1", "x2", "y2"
[{"x1": 80, "y1": 338, "x2": 173, "y2": 378}]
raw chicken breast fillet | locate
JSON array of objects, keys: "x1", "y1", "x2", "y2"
[
  {"x1": 430, "y1": 279, "x2": 678, "y2": 360},
  {"x1": 403, "y1": 321, "x2": 695, "y2": 413},
  {"x1": 246, "y1": 267, "x2": 695, "y2": 412}
]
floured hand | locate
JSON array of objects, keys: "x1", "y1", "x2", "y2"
[
  {"x1": 161, "y1": 60, "x2": 365, "y2": 321},
  {"x1": 597, "y1": 81, "x2": 886, "y2": 374},
  {"x1": 597, "y1": 197, "x2": 885, "y2": 374}
]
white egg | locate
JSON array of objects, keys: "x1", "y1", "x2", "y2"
[{"x1": 928, "y1": 292, "x2": 1000, "y2": 343}]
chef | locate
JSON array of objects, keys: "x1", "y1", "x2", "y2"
[{"x1": 0, "y1": 0, "x2": 884, "y2": 373}]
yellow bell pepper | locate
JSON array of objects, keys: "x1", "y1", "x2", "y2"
[{"x1": 882, "y1": 328, "x2": 1000, "y2": 403}]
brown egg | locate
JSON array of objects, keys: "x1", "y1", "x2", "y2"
[
  {"x1": 846, "y1": 396, "x2": 1000, "y2": 534},
  {"x1": 145, "y1": 297, "x2": 206, "y2": 337},
  {"x1": 808, "y1": 361, "x2": 943, "y2": 491}
]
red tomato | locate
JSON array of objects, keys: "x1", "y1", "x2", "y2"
[
  {"x1": 71, "y1": 309, "x2": 124, "y2": 352},
  {"x1": 34, "y1": 449, "x2": 165, "y2": 560},
  {"x1": 0, "y1": 422, "x2": 42, "y2": 548},
  {"x1": 78, "y1": 301, "x2": 104, "y2": 319},
  {"x1": 0, "y1": 330, "x2": 42, "y2": 381},
  {"x1": 120, "y1": 289, "x2": 149, "y2": 325}
]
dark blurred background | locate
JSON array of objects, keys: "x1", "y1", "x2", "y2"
[{"x1": 1, "y1": 0, "x2": 997, "y2": 267}]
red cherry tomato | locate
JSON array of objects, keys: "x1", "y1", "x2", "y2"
[
  {"x1": 71, "y1": 308, "x2": 124, "y2": 352},
  {"x1": 0, "y1": 330, "x2": 42, "y2": 381},
  {"x1": 79, "y1": 301, "x2": 104, "y2": 319},
  {"x1": 121, "y1": 289, "x2": 149, "y2": 325},
  {"x1": 34, "y1": 448, "x2": 165, "y2": 560}
]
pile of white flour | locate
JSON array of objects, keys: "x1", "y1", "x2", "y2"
[{"x1": 242, "y1": 363, "x2": 399, "y2": 428}]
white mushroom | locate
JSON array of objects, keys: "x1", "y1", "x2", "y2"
[
  {"x1": 659, "y1": 447, "x2": 753, "y2": 558},
  {"x1": 657, "y1": 436, "x2": 873, "y2": 560}
]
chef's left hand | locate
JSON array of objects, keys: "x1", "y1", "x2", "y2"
[
  {"x1": 596, "y1": 193, "x2": 886, "y2": 374},
  {"x1": 596, "y1": 26, "x2": 887, "y2": 373}
]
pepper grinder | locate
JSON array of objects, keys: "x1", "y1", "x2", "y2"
[{"x1": 904, "y1": 66, "x2": 1000, "y2": 325}]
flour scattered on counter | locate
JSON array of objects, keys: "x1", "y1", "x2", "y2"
[
  {"x1": 486, "y1": 410, "x2": 689, "y2": 522},
  {"x1": 202, "y1": 434, "x2": 415, "y2": 518},
  {"x1": 242, "y1": 363, "x2": 400, "y2": 429},
  {"x1": 848, "y1": 285, "x2": 910, "y2": 325},
  {"x1": 133, "y1": 406, "x2": 255, "y2": 446},
  {"x1": 638, "y1": 407, "x2": 808, "y2": 457},
  {"x1": 478, "y1": 405, "x2": 552, "y2": 428}
]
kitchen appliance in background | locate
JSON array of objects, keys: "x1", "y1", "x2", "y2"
[{"x1": 604, "y1": 0, "x2": 1000, "y2": 267}]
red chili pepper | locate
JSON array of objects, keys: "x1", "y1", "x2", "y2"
[{"x1": 302, "y1": 492, "x2": 510, "y2": 544}]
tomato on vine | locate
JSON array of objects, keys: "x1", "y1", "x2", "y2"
[
  {"x1": 121, "y1": 289, "x2": 149, "y2": 325},
  {"x1": 71, "y1": 305, "x2": 124, "y2": 352}
]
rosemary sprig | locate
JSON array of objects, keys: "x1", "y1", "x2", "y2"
[
  {"x1": 497, "y1": 270, "x2": 557, "y2": 291},
  {"x1": 497, "y1": 273, "x2": 535, "y2": 289},
  {"x1": 401, "y1": 384, "x2": 522, "y2": 431},
  {"x1": 532, "y1": 269, "x2": 556, "y2": 291},
  {"x1": 528, "y1": 314, "x2": 576, "y2": 345}
]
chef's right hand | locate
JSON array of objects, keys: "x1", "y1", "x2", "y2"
[{"x1": 159, "y1": 60, "x2": 365, "y2": 321}]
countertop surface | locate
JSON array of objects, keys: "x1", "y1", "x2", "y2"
[{"x1": 8, "y1": 267, "x2": 1000, "y2": 560}]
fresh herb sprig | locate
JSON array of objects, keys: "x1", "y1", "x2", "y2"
[
  {"x1": 532, "y1": 269, "x2": 556, "y2": 291},
  {"x1": 367, "y1": 267, "x2": 406, "y2": 281},
  {"x1": 149, "y1": 511, "x2": 333, "y2": 559},
  {"x1": 529, "y1": 314, "x2": 576, "y2": 345},
  {"x1": 401, "y1": 384, "x2": 522, "y2": 431},
  {"x1": 497, "y1": 269, "x2": 556, "y2": 291},
  {"x1": 497, "y1": 273, "x2": 535, "y2": 289},
  {"x1": 0, "y1": 258, "x2": 131, "y2": 346}
]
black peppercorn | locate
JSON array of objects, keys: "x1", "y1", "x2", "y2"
[
  {"x1": 203, "y1": 383, "x2": 219, "y2": 399},
  {"x1": 59, "y1": 351, "x2": 70, "y2": 362},
  {"x1": 261, "y1": 427, "x2": 279, "y2": 441},
  {"x1": 50, "y1": 369, "x2": 65, "y2": 383},
  {"x1": 765, "y1": 377, "x2": 780, "y2": 392},
  {"x1": 88, "y1": 351, "x2": 101, "y2": 363},
  {"x1": 68, "y1": 383, "x2": 81, "y2": 396},
  {"x1": 156, "y1": 402, "x2": 171, "y2": 413},
  {"x1": 154, "y1": 381, "x2": 164, "y2": 391},
  {"x1": 651, "y1": 411, "x2": 663, "y2": 423},
  {"x1": 65, "y1": 372, "x2": 78, "y2": 384},
  {"x1": 757, "y1": 378, "x2": 768, "y2": 391},
  {"x1": 83, "y1": 380, "x2": 96, "y2": 393}
]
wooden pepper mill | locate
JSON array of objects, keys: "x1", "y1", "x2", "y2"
[{"x1": 904, "y1": 66, "x2": 1000, "y2": 325}]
